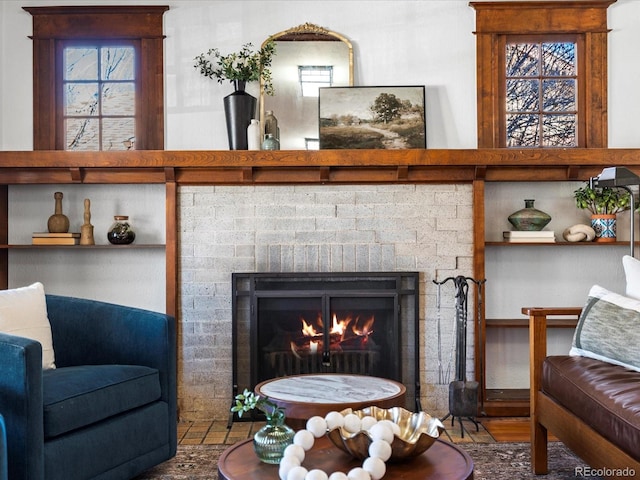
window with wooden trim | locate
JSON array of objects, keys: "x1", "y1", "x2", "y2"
[
  {"x1": 24, "y1": 6, "x2": 168, "y2": 151},
  {"x1": 471, "y1": 0, "x2": 615, "y2": 149}
]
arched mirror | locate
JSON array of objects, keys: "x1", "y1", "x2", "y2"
[{"x1": 260, "y1": 23, "x2": 353, "y2": 150}]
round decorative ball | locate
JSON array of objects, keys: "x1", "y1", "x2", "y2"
[
  {"x1": 279, "y1": 457, "x2": 301, "y2": 480},
  {"x1": 368, "y1": 440, "x2": 392, "y2": 462},
  {"x1": 347, "y1": 467, "x2": 371, "y2": 480},
  {"x1": 361, "y1": 416, "x2": 377, "y2": 431},
  {"x1": 307, "y1": 469, "x2": 329, "y2": 480},
  {"x1": 306, "y1": 416, "x2": 328, "y2": 438},
  {"x1": 325, "y1": 411, "x2": 345, "y2": 430},
  {"x1": 343, "y1": 414, "x2": 362, "y2": 433},
  {"x1": 363, "y1": 457, "x2": 386, "y2": 480},
  {"x1": 294, "y1": 430, "x2": 315, "y2": 451},
  {"x1": 328, "y1": 473, "x2": 349, "y2": 480},
  {"x1": 378, "y1": 420, "x2": 400, "y2": 436},
  {"x1": 286, "y1": 466, "x2": 309, "y2": 480},
  {"x1": 283, "y1": 444, "x2": 305, "y2": 463},
  {"x1": 368, "y1": 423, "x2": 394, "y2": 444}
]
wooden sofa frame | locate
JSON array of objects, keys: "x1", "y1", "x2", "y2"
[{"x1": 525, "y1": 307, "x2": 640, "y2": 479}]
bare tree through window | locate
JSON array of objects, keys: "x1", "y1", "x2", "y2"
[{"x1": 506, "y1": 41, "x2": 577, "y2": 147}]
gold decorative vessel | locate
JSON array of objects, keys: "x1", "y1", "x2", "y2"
[{"x1": 326, "y1": 406, "x2": 445, "y2": 462}]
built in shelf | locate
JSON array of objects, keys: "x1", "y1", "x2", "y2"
[
  {"x1": 485, "y1": 241, "x2": 634, "y2": 246},
  {"x1": 486, "y1": 318, "x2": 578, "y2": 328},
  {"x1": 2, "y1": 244, "x2": 165, "y2": 249}
]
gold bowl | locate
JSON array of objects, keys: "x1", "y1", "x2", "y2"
[{"x1": 326, "y1": 406, "x2": 445, "y2": 462}]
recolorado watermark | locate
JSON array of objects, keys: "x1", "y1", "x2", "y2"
[{"x1": 575, "y1": 466, "x2": 636, "y2": 477}]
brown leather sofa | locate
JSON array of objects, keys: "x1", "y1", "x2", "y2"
[{"x1": 525, "y1": 307, "x2": 640, "y2": 479}]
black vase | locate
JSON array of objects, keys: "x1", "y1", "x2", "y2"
[{"x1": 223, "y1": 81, "x2": 257, "y2": 150}]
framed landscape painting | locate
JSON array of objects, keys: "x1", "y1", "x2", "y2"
[{"x1": 319, "y1": 86, "x2": 426, "y2": 149}]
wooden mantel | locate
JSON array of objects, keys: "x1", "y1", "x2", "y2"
[{"x1": 1, "y1": 148, "x2": 639, "y2": 184}]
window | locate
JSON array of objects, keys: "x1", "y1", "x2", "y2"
[
  {"x1": 25, "y1": 6, "x2": 168, "y2": 151},
  {"x1": 471, "y1": 1, "x2": 614, "y2": 148},
  {"x1": 63, "y1": 44, "x2": 136, "y2": 151},
  {"x1": 298, "y1": 66, "x2": 333, "y2": 97},
  {"x1": 505, "y1": 38, "x2": 579, "y2": 147}
]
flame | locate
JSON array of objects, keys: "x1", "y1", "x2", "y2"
[
  {"x1": 295, "y1": 312, "x2": 375, "y2": 354},
  {"x1": 352, "y1": 315, "x2": 375, "y2": 337},
  {"x1": 301, "y1": 318, "x2": 319, "y2": 337}
]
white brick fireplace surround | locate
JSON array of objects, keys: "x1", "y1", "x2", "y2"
[{"x1": 178, "y1": 183, "x2": 474, "y2": 421}]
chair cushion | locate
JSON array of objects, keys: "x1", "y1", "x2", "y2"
[
  {"x1": 42, "y1": 364, "x2": 161, "y2": 439},
  {"x1": 542, "y1": 355, "x2": 640, "y2": 462}
]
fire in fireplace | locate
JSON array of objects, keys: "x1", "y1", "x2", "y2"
[{"x1": 232, "y1": 272, "x2": 420, "y2": 411}]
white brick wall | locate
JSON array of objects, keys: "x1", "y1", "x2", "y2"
[{"x1": 178, "y1": 183, "x2": 474, "y2": 420}]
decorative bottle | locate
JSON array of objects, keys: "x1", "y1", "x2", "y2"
[
  {"x1": 107, "y1": 216, "x2": 136, "y2": 245},
  {"x1": 507, "y1": 199, "x2": 551, "y2": 231},
  {"x1": 262, "y1": 133, "x2": 280, "y2": 151},
  {"x1": 47, "y1": 191, "x2": 70, "y2": 233},
  {"x1": 247, "y1": 119, "x2": 261, "y2": 150},
  {"x1": 264, "y1": 110, "x2": 279, "y2": 140}
]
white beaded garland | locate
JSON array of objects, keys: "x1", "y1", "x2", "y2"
[
  {"x1": 360, "y1": 416, "x2": 378, "y2": 431},
  {"x1": 280, "y1": 411, "x2": 393, "y2": 480}
]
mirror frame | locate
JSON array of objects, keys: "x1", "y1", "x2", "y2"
[{"x1": 259, "y1": 23, "x2": 354, "y2": 148}]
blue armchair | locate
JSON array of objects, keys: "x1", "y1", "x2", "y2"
[
  {"x1": 0, "y1": 414, "x2": 7, "y2": 480},
  {"x1": 0, "y1": 295, "x2": 177, "y2": 480}
]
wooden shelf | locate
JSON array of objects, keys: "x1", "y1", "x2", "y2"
[
  {"x1": 485, "y1": 241, "x2": 631, "y2": 246},
  {"x1": 486, "y1": 318, "x2": 578, "y2": 328},
  {"x1": 2, "y1": 244, "x2": 165, "y2": 249}
]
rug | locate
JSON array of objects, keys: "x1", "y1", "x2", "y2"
[{"x1": 133, "y1": 442, "x2": 600, "y2": 480}]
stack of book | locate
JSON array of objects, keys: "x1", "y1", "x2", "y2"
[
  {"x1": 503, "y1": 230, "x2": 555, "y2": 243},
  {"x1": 32, "y1": 232, "x2": 81, "y2": 245}
]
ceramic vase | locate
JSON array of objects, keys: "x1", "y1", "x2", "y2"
[
  {"x1": 223, "y1": 80, "x2": 257, "y2": 150},
  {"x1": 262, "y1": 133, "x2": 279, "y2": 151},
  {"x1": 247, "y1": 119, "x2": 261, "y2": 151},
  {"x1": 252, "y1": 416, "x2": 295, "y2": 464},
  {"x1": 107, "y1": 216, "x2": 136, "y2": 245},
  {"x1": 507, "y1": 199, "x2": 551, "y2": 231},
  {"x1": 591, "y1": 214, "x2": 616, "y2": 242}
]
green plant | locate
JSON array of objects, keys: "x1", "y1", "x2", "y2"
[
  {"x1": 231, "y1": 388, "x2": 285, "y2": 422},
  {"x1": 573, "y1": 184, "x2": 631, "y2": 215},
  {"x1": 194, "y1": 41, "x2": 276, "y2": 95}
]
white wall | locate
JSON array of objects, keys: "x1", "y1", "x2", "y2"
[{"x1": 3, "y1": 1, "x2": 640, "y2": 150}]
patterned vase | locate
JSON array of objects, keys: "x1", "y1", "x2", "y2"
[{"x1": 591, "y1": 214, "x2": 616, "y2": 242}]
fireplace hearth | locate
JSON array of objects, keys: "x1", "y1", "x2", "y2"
[{"x1": 232, "y1": 272, "x2": 420, "y2": 414}]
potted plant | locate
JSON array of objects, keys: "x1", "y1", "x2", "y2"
[
  {"x1": 194, "y1": 41, "x2": 276, "y2": 150},
  {"x1": 231, "y1": 389, "x2": 294, "y2": 464},
  {"x1": 573, "y1": 184, "x2": 631, "y2": 242}
]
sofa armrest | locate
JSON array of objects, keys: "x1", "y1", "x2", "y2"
[
  {"x1": 523, "y1": 306, "x2": 581, "y2": 474},
  {"x1": 0, "y1": 333, "x2": 45, "y2": 479}
]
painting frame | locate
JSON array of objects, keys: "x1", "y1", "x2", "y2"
[{"x1": 318, "y1": 85, "x2": 426, "y2": 149}]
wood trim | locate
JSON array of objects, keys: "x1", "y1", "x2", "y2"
[
  {"x1": 25, "y1": 6, "x2": 168, "y2": 150},
  {"x1": 471, "y1": 0, "x2": 614, "y2": 148}
]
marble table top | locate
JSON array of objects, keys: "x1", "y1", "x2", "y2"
[{"x1": 257, "y1": 374, "x2": 403, "y2": 404}]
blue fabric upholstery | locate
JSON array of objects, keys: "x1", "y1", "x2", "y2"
[
  {"x1": 0, "y1": 295, "x2": 177, "y2": 480},
  {"x1": 0, "y1": 414, "x2": 7, "y2": 480},
  {"x1": 43, "y1": 365, "x2": 161, "y2": 439}
]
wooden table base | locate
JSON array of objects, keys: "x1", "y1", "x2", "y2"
[{"x1": 218, "y1": 436, "x2": 474, "y2": 480}]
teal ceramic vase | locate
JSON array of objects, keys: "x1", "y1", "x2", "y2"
[{"x1": 507, "y1": 199, "x2": 551, "y2": 231}]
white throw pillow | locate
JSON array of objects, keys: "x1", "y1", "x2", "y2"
[
  {"x1": 622, "y1": 255, "x2": 640, "y2": 300},
  {"x1": 0, "y1": 282, "x2": 56, "y2": 369}
]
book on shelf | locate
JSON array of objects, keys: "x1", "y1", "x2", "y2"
[
  {"x1": 503, "y1": 230, "x2": 555, "y2": 238},
  {"x1": 32, "y1": 232, "x2": 81, "y2": 238},
  {"x1": 504, "y1": 237, "x2": 556, "y2": 243},
  {"x1": 32, "y1": 232, "x2": 81, "y2": 245}
]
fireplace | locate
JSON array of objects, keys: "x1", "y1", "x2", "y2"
[{"x1": 232, "y1": 272, "x2": 420, "y2": 412}]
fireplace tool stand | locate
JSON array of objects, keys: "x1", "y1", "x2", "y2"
[{"x1": 434, "y1": 275, "x2": 485, "y2": 438}]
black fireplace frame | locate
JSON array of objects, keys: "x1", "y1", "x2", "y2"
[{"x1": 231, "y1": 271, "x2": 420, "y2": 418}]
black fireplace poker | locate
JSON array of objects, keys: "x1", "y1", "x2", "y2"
[{"x1": 433, "y1": 275, "x2": 485, "y2": 438}]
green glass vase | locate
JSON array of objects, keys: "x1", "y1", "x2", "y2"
[
  {"x1": 252, "y1": 416, "x2": 295, "y2": 464},
  {"x1": 507, "y1": 199, "x2": 551, "y2": 231}
]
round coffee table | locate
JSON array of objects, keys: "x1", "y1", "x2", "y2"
[
  {"x1": 255, "y1": 374, "x2": 407, "y2": 429},
  {"x1": 218, "y1": 435, "x2": 474, "y2": 479}
]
